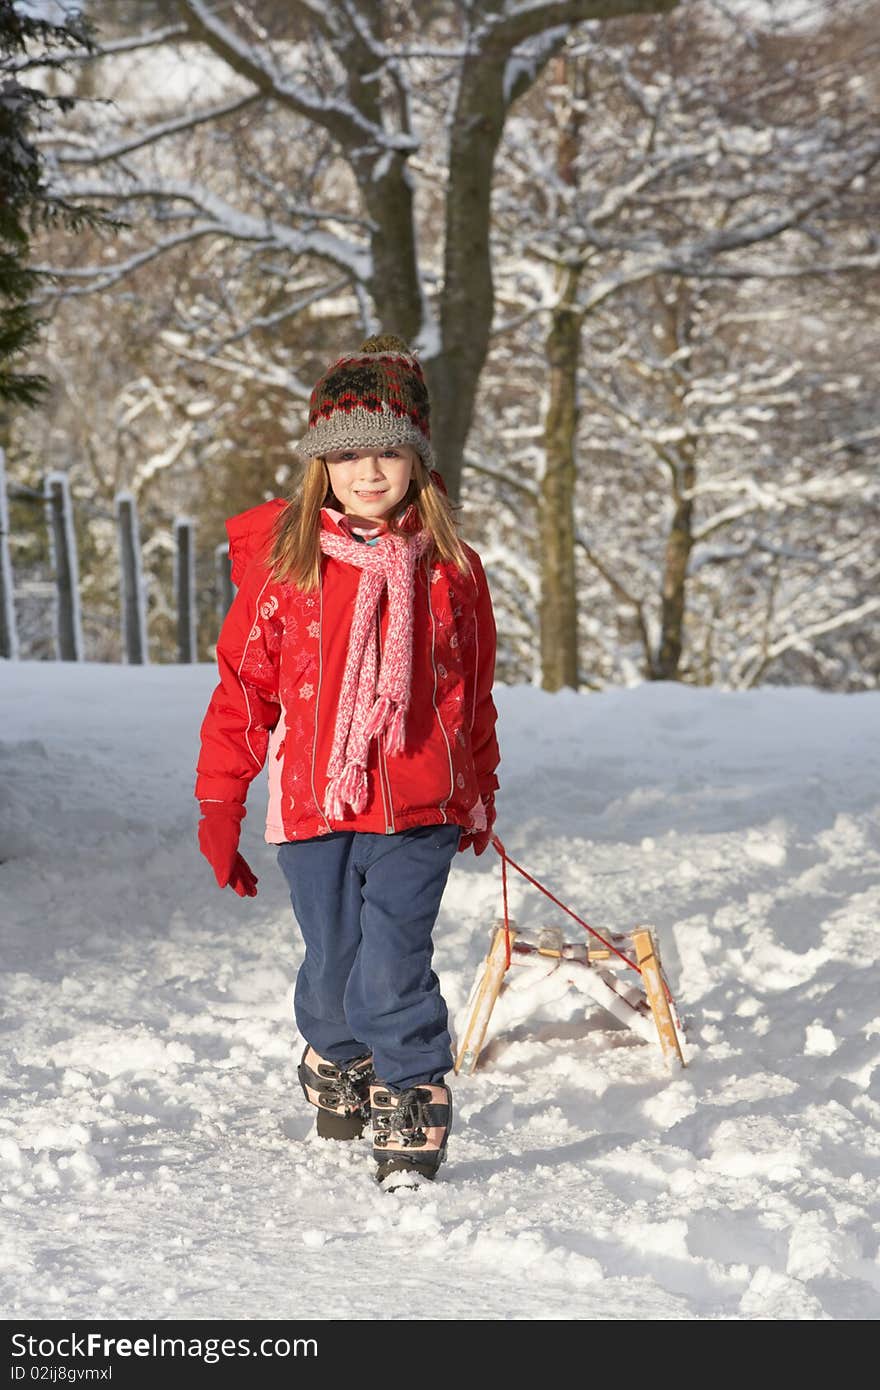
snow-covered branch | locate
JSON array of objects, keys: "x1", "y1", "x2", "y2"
[
  {"x1": 42, "y1": 178, "x2": 373, "y2": 283},
  {"x1": 180, "y1": 0, "x2": 416, "y2": 155},
  {"x1": 6, "y1": 25, "x2": 189, "y2": 69},
  {"x1": 575, "y1": 526, "x2": 651, "y2": 632},
  {"x1": 31, "y1": 224, "x2": 268, "y2": 298},
  {"x1": 51, "y1": 94, "x2": 261, "y2": 167},
  {"x1": 157, "y1": 337, "x2": 311, "y2": 398},
  {"x1": 735, "y1": 596, "x2": 880, "y2": 688},
  {"x1": 482, "y1": 0, "x2": 679, "y2": 51}
]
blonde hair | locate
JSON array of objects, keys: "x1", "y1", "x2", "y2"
[{"x1": 267, "y1": 451, "x2": 474, "y2": 591}]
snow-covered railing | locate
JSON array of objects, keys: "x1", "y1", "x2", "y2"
[{"x1": 0, "y1": 462, "x2": 224, "y2": 664}]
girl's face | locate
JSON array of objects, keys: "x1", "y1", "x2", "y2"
[{"x1": 323, "y1": 445, "x2": 415, "y2": 524}]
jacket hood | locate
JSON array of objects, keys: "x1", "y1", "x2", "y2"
[
  {"x1": 225, "y1": 470, "x2": 449, "y2": 586},
  {"x1": 225, "y1": 498, "x2": 288, "y2": 588}
]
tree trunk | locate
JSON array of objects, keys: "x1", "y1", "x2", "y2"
[
  {"x1": 653, "y1": 280, "x2": 697, "y2": 681},
  {"x1": 541, "y1": 268, "x2": 583, "y2": 691},
  {"x1": 655, "y1": 443, "x2": 696, "y2": 679},
  {"x1": 539, "y1": 53, "x2": 587, "y2": 691}
]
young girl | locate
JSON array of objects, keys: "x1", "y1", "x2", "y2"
[{"x1": 195, "y1": 333, "x2": 501, "y2": 1190}]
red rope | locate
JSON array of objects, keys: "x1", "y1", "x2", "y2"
[
  {"x1": 500, "y1": 846, "x2": 512, "y2": 968},
  {"x1": 490, "y1": 833, "x2": 641, "y2": 976}
]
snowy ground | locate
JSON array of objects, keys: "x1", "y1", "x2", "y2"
[{"x1": 1, "y1": 662, "x2": 879, "y2": 1320}]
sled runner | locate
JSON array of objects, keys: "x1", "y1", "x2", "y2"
[{"x1": 454, "y1": 837, "x2": 686, "y2": 1074}]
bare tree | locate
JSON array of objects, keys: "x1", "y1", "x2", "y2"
[
  {"x1": 34, "y1": 0, "x2": 679, "y2": 499},
  {"x1": 475, "y1": 0, "x2": 879, "y2": 686}
]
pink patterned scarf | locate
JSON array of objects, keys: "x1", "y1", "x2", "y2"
[{"x1": 318, "y1": 525, "x2": 434, "y2": 819}]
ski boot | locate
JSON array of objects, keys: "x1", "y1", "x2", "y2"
[
  {"x1": 370, "y1": 1081, "x2": 452, "y2": 1190},
  {"x1": 298, "y1": 1044, "x2": 375, "y2": 1140}
]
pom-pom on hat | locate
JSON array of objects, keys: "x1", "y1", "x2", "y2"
[{"x1": 294, "y1": 332, "x2": 435, "y2": 469}]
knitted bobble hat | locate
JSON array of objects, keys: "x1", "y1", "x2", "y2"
[{"x1": 294, "y1": 332, "x2": 435, "y2": 469}]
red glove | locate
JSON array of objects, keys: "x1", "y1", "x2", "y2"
[
  {"x1": 198, "y1": 802, "x2": 258, "y2": 897},
  {"x1": 458, "y1": 792, "x2": 496, "y2": 857}
]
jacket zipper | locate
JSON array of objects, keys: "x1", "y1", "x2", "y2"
[
  {"x1": 426, "y1": 556, "x2": 454, "y2": 822},
  {"x1": 376, "y1": 608, "x2": 396, "y2": 834},
  {"x1": 311, "y1": 573, "x2": 333, "y2": 834}
]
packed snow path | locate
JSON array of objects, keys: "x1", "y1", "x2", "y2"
[{"x1": 1, "y1": 664, "x2": 879, "y2": 1320}]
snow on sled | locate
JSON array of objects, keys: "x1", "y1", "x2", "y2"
[{"x1": 453, "y1": 838, "x2": 686, "y2": 1075}]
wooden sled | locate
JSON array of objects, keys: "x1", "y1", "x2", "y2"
[{"x1": 454, "y1": 917, "x2": 686, "y2": 1075}]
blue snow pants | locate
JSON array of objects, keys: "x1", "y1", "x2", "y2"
[{"x1": 276, "y1": 822, "x2": 462, "y2": 1091}]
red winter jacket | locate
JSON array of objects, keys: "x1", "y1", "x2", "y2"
[{"x1": 194, "y1": 492, "x2": 501, "y2": 844}]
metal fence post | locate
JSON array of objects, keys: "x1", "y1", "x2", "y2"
[
  {"x1": 116, "y1": 490, "x2": 149, "y2": 665},
  {"x1": 174, "y1": 516, "x2": 196, "y2": 663},
  {"x1": 45, "y1": 470, "x2": 83, "y2": 661}
]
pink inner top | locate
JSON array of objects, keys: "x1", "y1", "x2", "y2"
[{"x1": 323, "y1": 506, "x2": 388, "y2": 540}]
